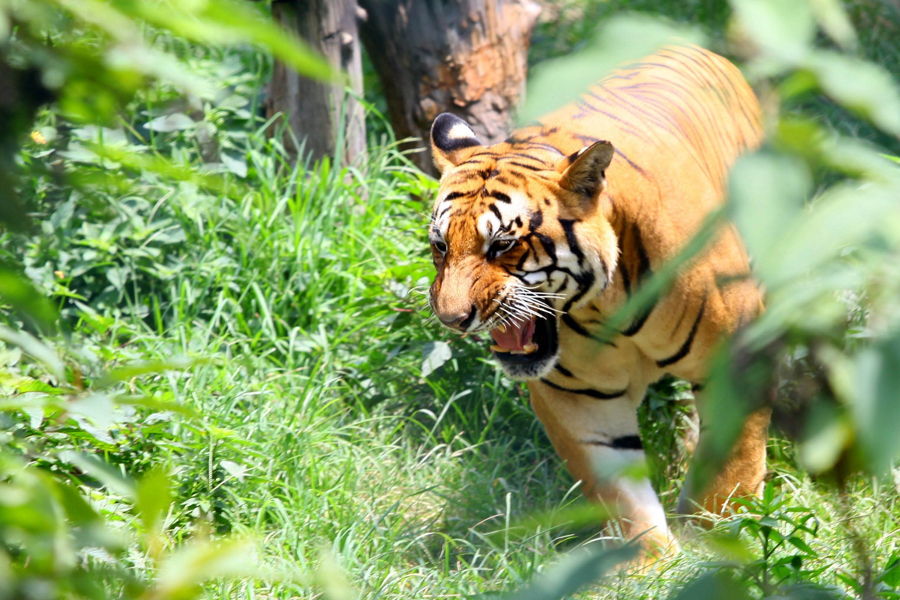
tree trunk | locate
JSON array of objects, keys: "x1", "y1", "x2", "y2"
[
  {"x1": 358, "y1": 0, "x2": 541, "y2": 175},
  {"x1": 266, "y1": 0, "x2": 366, "y2": 166}
]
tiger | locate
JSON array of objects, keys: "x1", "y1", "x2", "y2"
[{"x1": 426, "y1": 44, "x2": 770, "y2": 553}]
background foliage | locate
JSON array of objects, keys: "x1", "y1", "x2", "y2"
[{"x1": 1, "y1": 0, "x2": 900, "y2": 599}]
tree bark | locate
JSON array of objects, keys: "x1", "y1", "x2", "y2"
[
  {"x1": 267, "y1": 0, "x2": 366, "y2": 166},
  {"x1": 358, "y1": 0, "x2": 541, "y2": 174}
]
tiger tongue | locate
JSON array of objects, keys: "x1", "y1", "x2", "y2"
[{"x1": 490, "y1": 318, "x2": 536, "y2": 351}]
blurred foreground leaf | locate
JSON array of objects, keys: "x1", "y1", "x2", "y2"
[
  {"x1": 731, "y1": 0, "x2": 814, "y2": 64},
  {"x1": 519, "y1": 15, "x2": 705, "y2": 123},
  {"x1": 484, "y1": 544, "x2": 637, "y2": 600},
  {"x1": 0, "y1": 266, "x2": 58, "y2": 332},
  {"x1": 807, "y1": 51, "x2": 900, "y2": 136},
  {"x1": 421, "y1": 341, "x2": 452, "y2": 377},
  {"x1": 147, "y1": 538, "x2": 259, "y2": 600},
  {"x1": 852, "y1": 328, "x2": 900, "y2": 474},
  {"x1": 669, "y1": 571, "x2": 753, "y2": 600},
  {"x1": 58, "y1": 450, "x2": 137, "y2": 498},
  {"x1": 0, "y1": 325, "x2": 66, "y2": 381}
]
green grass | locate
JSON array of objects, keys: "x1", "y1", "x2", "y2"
[{"x1": 3, "y1": 2, "x2": 900, "y2": 599}]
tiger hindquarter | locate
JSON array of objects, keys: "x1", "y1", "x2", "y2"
[{"x1": 426, "y1": 45, "x2": 768, "y2": 555}]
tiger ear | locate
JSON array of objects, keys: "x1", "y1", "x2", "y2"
[
  {"x1": 431, "y1": 113, "x2": 483, "y2": 173},
  {"x1": 557, "y1": 140, "x2": 615, "y2": 200}
]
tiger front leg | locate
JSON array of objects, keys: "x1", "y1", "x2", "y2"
[{"x1": 528, "y1": 383, "x2": 677, "y2": 555}]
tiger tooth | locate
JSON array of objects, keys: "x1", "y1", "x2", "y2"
[
  {"x1": 497, "y1": 324, "x2": 507, "y2": 333},
  {"x1": 523, "y1": 343, "x2": 539, "y2": 354},
  {"x1": 491, "y1": 345, "x2": 511, "y2": 353}
]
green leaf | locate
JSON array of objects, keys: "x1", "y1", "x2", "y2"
[
  {"x1": 96, "y1": 357, "x2": 199, "y2": 389},
  {"x1": 67, "y1": 392, "x2": 116, "y2": 430},
  {"x1": 852, "y1": 329, "x2": 900, "y2": 473},
  {"x1": 669, "y1": 572, "x2": 753, "y2": 600},
  {"x1": 146, "y1": 113, "x2": 195, "y2": 132},
  {"x1": 152, "y1": 538, "x2": 259, "y2": 598},
  {"x1": 0, "y1": 267, "x2": 58, "y2": 333},
  {"x1": 58, "y1": 450, "x2": 136, "y2": 498},
  {"x1": 730, "y1": 0, "x2": 814, "y2": 64},
  {"x1": 485, "y1": 544, "x2": 637, "y2": 600},
  {"x1": 519, "y1": 15, "x2": 705, "y2": 123},
  {"x1": 421, "y1": 341, "x2": 452, "y2": 378},
  {"x1": 807, "y1": 0, "x2": 857, "y2": 50},
  {"x1": 115, "y1": 395, "x2": 199, "y2": 417},
  {"x1": 14, "y1": 379, "x2": 66, "y2": 395},
  {"x1": 106, "y1": 266, "x2": 127, "y2": 291},
  {"x1": 220, "y1": 152, "x2": 248, "y2": 178},
  {"x1": 787, "y1": 536, "x2": 817, "y2": 557},
  {"x1": 0, "y1": 326, "x2": 66, "y2": 381},
  {"x1": 220, "y1": 460, "x2": 246, "y2": 482},
  {"x1": 316, "y1": 549, "x2": 359, "y2": 600},
  {"x1": 807, "y1": 51, "x2": 900, "y2": 136},
  {"x1": 487, "y1": 502, "x2": 610, "y2": 545},
  {"x1": 798, "y1": 402, "x2": 851, "y2": 474},
  {"x1": 729, "y1": 151, "x2": 809, "y2": 284},
  {"x1": 772, "y1": 183, "x2": 897, "y2": 286},
  {"x1": 136, "y1": 466, "x2": 173, "y2": 535},
  {"x1": 115, "y1": 0, "x2": 335, "y2": 82}
]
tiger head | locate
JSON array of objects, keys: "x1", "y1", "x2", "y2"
[{"x1": 427, "y1": 113, "x2": 619, "y2": 380}]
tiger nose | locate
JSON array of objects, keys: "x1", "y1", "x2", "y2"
[{"x1": 437, "y1": 305, "x2": 477, "y2": 331}]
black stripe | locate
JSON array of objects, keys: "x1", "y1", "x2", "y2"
[
  {"x1": 619, "y1": 250, "x2": 632, "y2": 295},
  {"x1": 611, "y1": 435, "x2": 643, "y2": 450},
  {"x1": 622, "y1": 224, "x2": 655, "y2": 337},
  {"x1": 504, "y1": 152, "x2": 550, "y2": 165},
  {"x1": 516, "y1": 248, "x2": 532, "y2": 271},
  {"x1": 540, "y1": 378, "x2": 625, "y2": 400},
  {"x1": 633, "y1": 224, "x2": 651, "y2": 281},
  {"x1": 657, "y1": 296, "x2": 707, "y2": 368},
  {"x1": 562, "y1": 314, "x2": 592, "y2": 337},
  {"x1": 507, "y1": 161, "x2": 543, "y2": 171},
  {"x1": 562, "y1": 270, "x2": 595, "y2": 313},
  {"x1": 503, "y1": 170, "x2": 528, "y2": 183},
  {"x1": 555, "y1": 363, "x2": 575, "y2": 378},
  {"x1": 522, "y1": 142, "x2": 565, "y2": 155},
  {"x1": 558, "y1": 219, "x2": 584, "y2": 264},
  {"x1": 562, "y1": 314, "x2": 616, "y2": 347},
  {"x1": 613, "y1": 148, "x2": 650, "y2": 180},
  {"x1": 505, "y1": 134, "x2": 533, "y2": 144},
  {"x1": 534, "y1": 232, "x2": 556, "y2": 262},
  {"x1": 488, "y1": 190, "x2": 512, "y2": 203},
  {"x1": 574, "y1": 100, "x2": 653, "y2": 143},
  {"x1": 622, "y1": 309, "x2": 652, "y2": 337},
  {"x1": 581, "y1": 435, "x2": 643, "y2": 450},
  {"x1": 455, "y1": 158, "x2": 487, "y2": 168},
  {"x1": 488, "y1": 203, "x2": 503, "y2": 221},
  {"x1": 443, "y1": 191, "x2": 469, "y2": 201}
]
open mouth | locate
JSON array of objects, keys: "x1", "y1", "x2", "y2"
[{"x1": 488, "y1": 313, "x2": 558, "y2": 370}]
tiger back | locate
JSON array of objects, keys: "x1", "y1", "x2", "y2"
[{"x1": 427, "y1": 44, "x2": 768, "y2": 554}]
